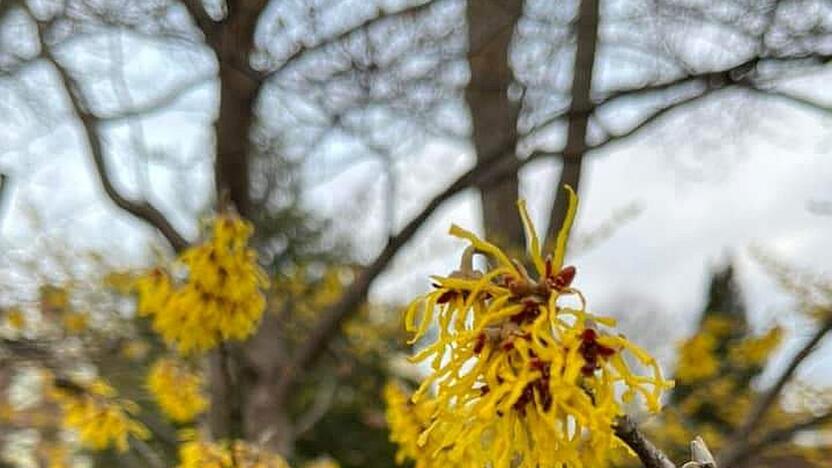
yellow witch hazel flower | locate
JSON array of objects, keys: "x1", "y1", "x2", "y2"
[
  {"x1": 135, "y1": 214, "x2": 269, "y2": 354},
  {"x1": 50, "y1": 378, "x2": 150, "y2": 452},
  {"x1": 146, "y1": 357, "x2": 209, "y2": 423},
  {"x1": 389, "y1": 187, "x2": 672, "y2": 467},
  {"x1": 178, "y1": 430, "x2": 290, "y2": 468}
]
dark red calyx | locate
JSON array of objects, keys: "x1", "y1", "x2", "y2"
[{"x1": 549, "y1": 265, "x2": 576, "y2": 291}]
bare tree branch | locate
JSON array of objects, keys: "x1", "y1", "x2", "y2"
[
  {"x1": 181, "y1": 0, "x2": 217, "y2": 39},
  {"x1": 592, "y1": 87, "x2": 716, "y2": 148},
  {"x1": 23, "y1": 7, "x2": 191, "y2": 253},
  {"x1": 615, "y1": 415, "x2": 677, "y2": 468},
  {"x1": 545, "y1": 0, "x2": 600, "y2": 243},
  {"x1": 527, "y1": 52, "x2": 831, "y2": 143},
  {"x1": 718, "y1": 318, "x2": 832, "y2": 467},
  {"x1": 207, "y1": 0, "x2": 269, "y2": 219},
  {"x1": 732, "y1": 410, "x2": 832, "y2": 467},
  {"x1": 597, "y1": 53, "x2": 831, "y2": 109}
]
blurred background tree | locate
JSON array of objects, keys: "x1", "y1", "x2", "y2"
[
  {"x1": 640, "y1": 264, "x2": 829, "y2": 467},
  {"x1": 0, "y1": 0, "x2": 830, "y2": 466}
]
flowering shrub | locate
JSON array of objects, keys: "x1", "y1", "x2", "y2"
[
  {"x1": 177, "y1": 429, "x2": 290, "y2": 468},
  {"x1": 647, "y1": 309, "x2": 828, "y2": 464},
  {"x1": 48, "y1": 377, "x2": 149, "y2": 453},
  {"x1": 146, "y1": 357, "x2": 209, "y2": 423},
  {"x1": 135, "y1": 214, "x2": 269, "y2": 354},
  {"x1": 386, "y1": 188, "x2": 672, "y2": 467}
]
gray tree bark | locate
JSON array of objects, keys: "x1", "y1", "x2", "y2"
[{"x1": 465, "y1": 0, "x2": 525, "y2": 251}]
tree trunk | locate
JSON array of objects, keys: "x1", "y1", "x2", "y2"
[
  {"x1": 465, "y1": 0, "x2": 525, "y2": 252},
  {"x1": 242, "y1": 314, "x2": 296, "y2": 454},
  {"x1": 544, "y1": 0, "x2": 599, "y2": 247},
  {"x1": 211, "y1": 2, "x2": 266, "y2": 218},
  {"x1": 215, "y1": 62, "x2": 257, "y2": 217},
  {"x1": 204, "y1": 0, "x2": 280, "y2": 443}
]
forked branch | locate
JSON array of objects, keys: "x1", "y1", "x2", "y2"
[
  {"x1": 23, "y1": 4, "x2": 190, "y2": 253},
  {"x1": 718, "y1": 318, "x2": 832, "y2": 466}
]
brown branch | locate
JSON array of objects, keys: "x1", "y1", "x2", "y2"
[
  {"x1": 0, "y1": 338, "x2": 55, "y2": 363},
  {"x1": 528, "y1": 52, "x2": 831, "y2": 142},
  {"x1": 465, "y1": 0, "x2": 525, "y2": 249},
  {"x1": 731, "y1": 410, "x2": 832, "y2": 467},
  {"x1": 204, "y1": 1, "x2": 268, "y2": 219},
  {"x1": 593, "y1": 87, "x2": 715, "y2": 148},
  {"x1": 718, "y1": 318, "x2": 832, "y2": 467},
  {"x1": 181, "y1": 0, "x2": 217, "y2": 39},
  {"x1": 597, "y1": 53, "x2": 831, "y2": 108},
  {"x1": 614, "y1": 415, "x2": 677, "y2": 468},
  {"x1": 27, "y1": 10, "x2": 190, "y2": 253}
]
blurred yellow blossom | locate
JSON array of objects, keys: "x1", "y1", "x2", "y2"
[
  {"x1": 384, "y1": 381, "x2": 465, "y2": 467},
  {"x1": 178, "y1": 430, "x2": 289, "y2": 468},
  {"x1": 61, "y1": 311, "x2": 88, "y2": 334},
  {"x1": 5, "y1": 308, "x2": 25, "y2": 330},
  {"x1": 385, "y1": 382, "x2": 430, "y2": 465},
  {"x1": 675, "y1": 333, "x2": 719, "y2": 382},
  {"x1": 178, "y1": 431, "x2": 232, "y2": 468},
  {"x1": 729, "y1": 326, "x2": 783, "y2": 365},
  {"x1": 103, "y1": 271, "x2": 138, "y2": 295},
  {"x1": 0, "y1": 401, "x2": 12, "y2": 422},
  {"x1": 273, "y1": 267, "x2": 346, "y2": 321},
  {"x1": 388, "y1": 187, "x2": 672, "y2": 467},
  {"x1": 50, "y1": 378, "x2": 150, "y2": 452},
  {"x1": 135, "y1": 214, "x2": 269, "y2": 354},
  {"x1": 40, "y1": 285, "x2": 70, "y2": 314},
  {"x1": 147, "y1": 357, "x2": 208, "y2": 423}
]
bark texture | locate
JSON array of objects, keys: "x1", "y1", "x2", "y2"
[
  {"x1": 465, "y1": 0, "x2": 525, "y2": 251},
  {"x1": 197, "y1": 0, "x2": 278, "y2": 444}
]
